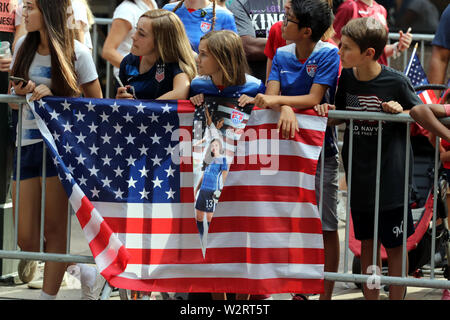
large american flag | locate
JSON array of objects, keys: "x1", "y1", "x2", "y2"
[
  {"x1": 27, "y1": 96, "x2": 327, "y2": 294},
  {"x1": 404, "y1": 52, "x2": 437, "y2": 104}
]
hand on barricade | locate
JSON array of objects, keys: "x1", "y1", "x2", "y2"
[
  {"x1": 382, "y1": 100, "x2": 403, "y2": 114},
  {"x1": 313, "y1": 103, "x2": 334, "y2": 116},
  {"x1": 278, "y1": 105, "x2": 299, "y2": 139},
  {"x1": 190, "y1": 93, "x2": 205, "y2": 106}
]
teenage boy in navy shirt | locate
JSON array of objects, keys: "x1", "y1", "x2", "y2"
[
  {"x1": 242, "y1": 0, "x2": 341, "y2": 300},
  {"x1": 318, "y1": 17, "x2": 422, "y2": 300}
]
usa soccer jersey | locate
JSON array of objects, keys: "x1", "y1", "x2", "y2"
[
  {"x1": 201, "y1": 157, "x2": 227, "y2": 191},
  {"x1": 163, "y1": 1, "x2": 237, "y2": 52},
  {"x1": 269, "y1": 41, "x2": 340, "y2": 101}
]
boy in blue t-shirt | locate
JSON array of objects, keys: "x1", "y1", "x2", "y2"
[{"x1": 249, "y1": 0, "x2": 339, "y2": 139}]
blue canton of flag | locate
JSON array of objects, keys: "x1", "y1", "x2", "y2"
[{"x1": 27, "y1": 97, "x2": 196, "y2": 283}]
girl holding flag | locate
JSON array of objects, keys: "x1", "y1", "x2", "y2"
[{"x1": 189, "y1": 30, "x2": 264, "y2": 300}]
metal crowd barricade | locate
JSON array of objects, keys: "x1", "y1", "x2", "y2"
[{"x1": 322, "y1": 109, "x2": 450, "y2": 291}]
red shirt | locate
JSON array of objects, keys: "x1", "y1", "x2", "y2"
[{"x1": 333, "y1": 0, "x2": 388, "y2": 65}]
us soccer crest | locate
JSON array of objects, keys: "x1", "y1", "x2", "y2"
[
  {"x1": 200, "y1": 21, "x2": 212, "y2": 33},
  {"x1": 306, "y1": 63, "x2": 317, "y2": 77},
  {"x1": 231, "y1": 110, "x2": 244, "y2": 125}
]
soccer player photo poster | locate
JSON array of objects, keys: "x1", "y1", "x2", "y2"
[{"x1": 192, "y1": 97, "x2": 253, "y2": 244}]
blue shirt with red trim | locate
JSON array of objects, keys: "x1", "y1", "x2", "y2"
[{"x1": 201, "y1": 156, "x2": 227, "y2": 191}]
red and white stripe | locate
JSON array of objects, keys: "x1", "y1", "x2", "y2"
[{"x1": 418, "y1": 90, "x2": 438, "y2": 104}]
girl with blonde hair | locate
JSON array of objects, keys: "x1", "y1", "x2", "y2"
[
  {"x1": 190, "y1": 30, "x2": 264, "y2": 301},
  {"x1": 116, "y1": 9, "x2": 196, "y2": 100},
  {"x1": 190, "y1": 30, "x2": 264, "y2": 106}
]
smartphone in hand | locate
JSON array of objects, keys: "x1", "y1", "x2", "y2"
[{"x1": 9, "y1": 75, "x2": 27, "y2": 86}]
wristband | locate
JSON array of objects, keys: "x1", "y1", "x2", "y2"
[
  {"x1": 10, "y1": 86, "x2": 15, "y2": 95},
  {"x1": 444, "y1": 104, "x2": 450, "y2": 117}
]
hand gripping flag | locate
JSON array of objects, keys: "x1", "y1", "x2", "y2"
[{"x1": 27, "y1": 96, "x2": 327, "y2": 294}]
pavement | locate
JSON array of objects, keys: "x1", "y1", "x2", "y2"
[{"x1": 0, "y1": 195, "x2": 448, "y2": 301}]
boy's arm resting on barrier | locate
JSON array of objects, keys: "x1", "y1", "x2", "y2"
[
  {"x1": 410, "y1": 104, "x2": 450, "y2": 142},
  {"x1": 256, "y1": 83, "x2": 328, "y2": 110}
]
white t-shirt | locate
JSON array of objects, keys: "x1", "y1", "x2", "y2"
[
  {"x1": 112, "y1": 0, "x2": 157, "y2": 77},
  {"x1": 12, "y1": 36, "x2": 99, "y2": 146},
  {"x1": 71, "y1": 0, "x2": 93, "y2": 49}
]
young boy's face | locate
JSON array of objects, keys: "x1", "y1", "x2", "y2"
[{"x1": 338, "y1": 35, "x2": 369, "y2": 69}]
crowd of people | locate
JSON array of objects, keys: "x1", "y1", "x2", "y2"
[{"x1": 0, "y1": 0, "x2": 448, "y2": 301}]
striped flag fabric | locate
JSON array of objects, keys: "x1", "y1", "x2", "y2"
[{"x1": 27, "y1": 96, "x2": 327, "y2": 294}]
